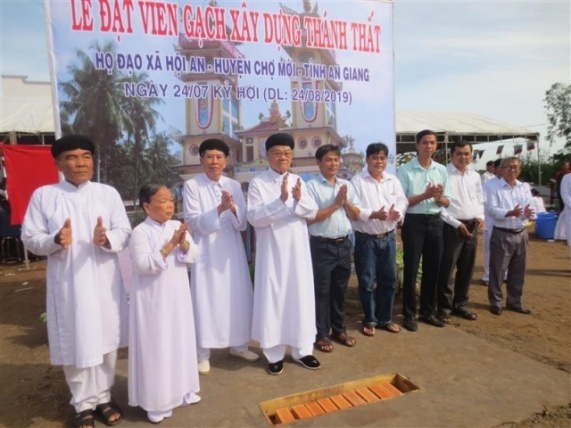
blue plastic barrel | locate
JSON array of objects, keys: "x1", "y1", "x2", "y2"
[{"x1": 535, "y1": 211, "x2": 557, "y2": 239}]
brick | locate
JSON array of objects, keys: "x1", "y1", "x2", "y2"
[
  {"x1": 368, "y1": 384, "x2": 391, "y2": 399},
  {"x1": 343, "y1": 390, "x2": 366, "y2": 407},
  {"x1": 305, "y1": 401, "x2": 325, "y2": 416},
  {"x1": 317, "y1": 397, "x2": 338, "y2": 413},
  {"x1": 330, "y1": 394, "x2": 352, "y2": 410},
  {"x1": 355, "y1": 387, "x2": 380, "y2": 403},
  {"x1": 274, "y1": 407, "x2": 296, "y2": 424},
  {"x1": 291, "y1": 404, "x2": 313, "y2": 420},
  {"x1": 379, "y1": 382, "x2": 404, "y2": 397}
]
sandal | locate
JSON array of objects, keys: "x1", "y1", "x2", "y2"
[
  {"x1": 314, "y1": 337, "x2": 334, "y2": 353},
  {"x1": 360, "y1": 322, "x2": 376, "y2": 337},
  {"x1": 330, "y1": 331, "x2": 357, "y2": 346},
  {"x1": 95, "y1": 402, "x2": 123, "y2": 426},
  {"x1": 379, "y1": 322, "x2": 401, "y2": 333},
  {"x1": 452, "y1": 308, "x2": 478, "y2": 321},
  {"x1": 437, "y1": 314, "x2": 452, "y2": 324},
  {"x1": 72, "y1": 409, "x2": 94, "y2": 428}
]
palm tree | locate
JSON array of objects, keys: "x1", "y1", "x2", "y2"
[
  {"x1": 144, "y1": 131, "x2": 178, "y2": 184},
  {"x1": 59, "y1": 41, "x2": 133, "y2": 182},
  {"x1": 121, "y1": 73, "x2": 163, "y2": 203}
]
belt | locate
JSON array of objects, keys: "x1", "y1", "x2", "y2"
[
  {"x1": 494, "y1": 226, "x2": 524, "y2": 234},
  {"x1": 355, "y1": 230, "x2": 394, "y2": 239},
  {"x1": 405, "y1": 213, "x2": 441, "y2": 218},
  {"x1": 310, "y1": 235, "x2": 349, "y2": 245}
]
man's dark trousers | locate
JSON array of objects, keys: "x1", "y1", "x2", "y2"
[
  {"x1": 401, "y1": 213, "x2": 444, "y2": 319},
  {"x1": 310, "y1": 237, "x2": 352, "y2": 339},
  {"x1": 437, "y1": 222, "x2": 477, "y2": 317}
]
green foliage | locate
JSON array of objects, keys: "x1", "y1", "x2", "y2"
[
  {"x1": 59, "y1": 42, "x2": 178, "y2": 198},
  {"x1": 545, "y1": 82, "x2": 571, "y2": 148},
  {"x1": 518, "y1": 152, "x2": 560, "y2": 185}
]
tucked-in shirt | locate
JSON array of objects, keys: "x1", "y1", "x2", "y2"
[
  {"x1": 350, "y1": 169, "x2": 408, "y2": 234},
  {"x1": 397, "y1": 157, "x2": 451, "y2": 215},
  {"x1": 306, "y1": 174, "x2": 360, "y2": 239},
  {"x1": 488, "y1": 178, "x2": 536, "y2": 229},
  {"x1": 483, "y1": 176, "x2": 502, "y2": 231},
  {"x1": 441, "y1": 164, "x2": 485, "y2": 228}
]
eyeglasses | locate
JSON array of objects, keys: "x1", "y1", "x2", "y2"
[{"x1": 504, "y1": 165, "x2": 521, "y2": 171}]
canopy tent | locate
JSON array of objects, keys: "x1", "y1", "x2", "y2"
[
  {"x1": 0, "y1": 75, "x2": 56, "y2": 144},
  {"x1": 395, "y1": 111, "x2": 539, "y2": 153}
]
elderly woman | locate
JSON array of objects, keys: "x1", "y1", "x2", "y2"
[{"x1": 128, "y1": 184, "x2": 201, "y2": 423}]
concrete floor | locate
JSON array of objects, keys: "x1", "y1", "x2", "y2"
[{"x1": 111, "y1": 322, "x2": 571, "y2": 427}]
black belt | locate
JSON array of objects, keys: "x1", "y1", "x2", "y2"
[
  {"x1": 311, "y1": 235, "x2": 349, "y2": 245},
  {"x1": 494, "y1": 226, "x2": 524, "y2": 234},
  {"x1": 355, "y1": 230, "x2": 394, "y2": 239}
]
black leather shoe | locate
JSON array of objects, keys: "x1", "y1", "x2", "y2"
[
  {"x1": 419, "y1": 315, "x2": 445, "y2": 328},
  {"x1": 402, "y1": 317, "x2": 418, "y2": 332},
  {"x1": 490, "y1": 306, "x2": 503, "y2": 316},
  {"x1": 268, "y1": 360, "x2": 284, "y2": 375},
  {"x1": 293, "y1": 355, "x2": 321, "y2": 370},
  {"x1": 506, "y1": 304, "x2": 532, "y2": 315}
]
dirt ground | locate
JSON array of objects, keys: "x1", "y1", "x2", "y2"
[{"x1": 0, "y1": 230, "x2": 570, "y2": 427}]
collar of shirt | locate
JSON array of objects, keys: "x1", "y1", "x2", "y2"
[
  {"x1": 412, "y1": 157, "x2": 438, "y2": 171},
  {"x1": 362, "y1": 167, "x2": 392, "y2": 184}
]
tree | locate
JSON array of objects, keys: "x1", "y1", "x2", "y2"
[
  {"x1": 545, "y1": 82, "x2": 571, "y2": 149},
  {"x1": 59, "y1": 41, "x2": 131, "y2": 182}
]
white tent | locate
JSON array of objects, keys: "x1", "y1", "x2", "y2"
[{"x1": 0, "y1": 75, "x2": 55, "y2": 143}]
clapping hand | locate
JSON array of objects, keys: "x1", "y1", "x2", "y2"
[
  {"x1": 55, "y1": 218, "x2": 72, "y2": 249},
  {"x1": 93, "y1": 216, "x2": 109, "y2": 247}
]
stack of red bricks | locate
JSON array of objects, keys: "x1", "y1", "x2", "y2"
[{"x1": 273, "y1": 382, "x2": 403, "y2": 424}]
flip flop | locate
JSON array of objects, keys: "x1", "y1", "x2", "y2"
[
  {"x1": 314, "y1": 337, "x2": 334, "y2": 352},
  {"x1": 330, "y1": 331, "x2": 357, "y2": 347},
  {"x1": 379, "y1": 322, "x2": 401, "y2": 333},
  {"x1": 360, "y1": 322, "x2": 376, "y2": 337}
]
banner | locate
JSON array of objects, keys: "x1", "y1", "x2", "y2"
[
  {"x1": 514, "y1": 144, "x2": 523, "y2": 155},
  {"x1": 496, "y1": 145, "x2": 504, "y2": 155},
  {"x1": 0, "y1": 144, "x2": 59, "y2": 225},
  {"x1": 527, "y1": 141, "x2": 536, "y2": 151},
  {"x1": 44, "y1": 0, "x2": 396, "y2": 191}
]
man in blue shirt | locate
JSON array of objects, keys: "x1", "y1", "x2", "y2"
[
  {"x1": 397, "y1": 130, "x2": 452, "y2": 332},
  {"x1": 306, "y1": 144, "x2": 360, "y2": 352}
]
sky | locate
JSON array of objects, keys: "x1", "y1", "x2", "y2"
[{"x1": 1, "y1": 0, "x2": 570, "y2": 167}]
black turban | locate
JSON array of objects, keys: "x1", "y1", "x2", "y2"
[
  {"x1": 265, "y1": 133, "x2": 294, "y2": 151},
  {"x1": 51, "y1": 135, "x2": 95, "y2": 159},
  {"x1": 199, "y1": 139, "x2": 229, "y2": 157}
]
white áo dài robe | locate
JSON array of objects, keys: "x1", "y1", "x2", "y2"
[
  {"x1": 184, "y1": 174, "x2": 253, "y2": 349},
  {"x1": 21, "y1": 181, "x2": 131, "y2": 368},
  {"x1": 247, "y1": 169, "x2": 318, "y2": 350},
  {"x1": 128, "y1": 217, "x2": 201, "y2": 413}
]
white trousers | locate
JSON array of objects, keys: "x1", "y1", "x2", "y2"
[
  {"x1": 63, "y1": 351, "x2": 117, "y2": 412},
  {"x1": 197, "y1": 343, "x2": 248, "y2": 362},
  {"x1": 262, "y1": 344, "x2": 313, "y2": 364}
]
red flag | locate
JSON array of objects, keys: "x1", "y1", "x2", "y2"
[
  {"x1": 527, "y1": 141, "x2": 536, "y2": 151},
  {"x1": 496, "y1": 145, "x2": 504, "y2": 155},
  {"x1": 1, "y1": 144, "x2": 59, "y2": 225},
  {"x1": 514, "y1": 144, "x2": 523, "y2": 155}
]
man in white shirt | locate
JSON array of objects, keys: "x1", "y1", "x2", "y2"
[
  {"x1": 481, "y1": 160, "x2": 495, "y2": 186},
  {"x1": 22, "y1": 136, "x2": 131, "y2": 428},
  {"x1": 487, "y1": 157, "x2": 535, "y2": 315},
  {"x1": 306, "y1": 144, "x2": 360, "y2": 352},
  {"x1": 184, "y1": 139, "x2": 259, "y2": 375},
  {"x1": 437, "y1": 142, "x2": 485, "y2": 323},
  {"x1": 247, "y1": 133, "x2": 320, "y2": 375},
  {"x1": 350, "y1": 143, "x2": 408, "y2": 337},
  {"x1": 481, "y1": 158, "x2": 504, "y2": 286}
]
